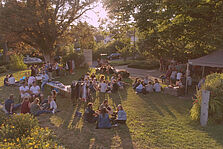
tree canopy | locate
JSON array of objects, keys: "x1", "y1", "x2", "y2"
[
  {"x1": 103, "y1": 0, "x2": 223, "y2": 61},
  {"x1": 0, "y1": 0, "x2": 96, "y2": 61}
]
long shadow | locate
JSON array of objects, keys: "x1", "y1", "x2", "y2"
[
  {"x1": 138, "y1": 93, "x2": 164, "y2": 117},
  {"x1": 116, "y1": 124, "x2": 134, "y2": 149}
]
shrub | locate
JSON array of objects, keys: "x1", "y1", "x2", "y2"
[
  {"x1": 128, "y1": 60, "x2": 159, "y2": 70},
  {"x1": 0, "y1": 66, "x2": 7, "y2": 73},
  {"x1": 9, "y1": 55, "x2": 27, "y2": 71},
  {"x1": 0, "y1": 114, "x2": 64, "y2": 148},
  {"x1": 0, "y1": 114, "x2": 38, "y2": 141},
  {"x1": 190, "y1": 73, "x2": 223, "y2": 123}
]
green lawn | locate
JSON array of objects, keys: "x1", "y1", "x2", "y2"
[{"x1": 1, "y1": 69, "x2": 223, "y2": 149}]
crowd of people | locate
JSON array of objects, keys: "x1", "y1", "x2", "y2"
[
  {"x1": 2, "y1": 60, "x2": 128, "y2": 129},
  {"x1": 3, "y1": 62, "x2": 60, "y2": 116},
  {"x1": 83, "y1": 100, "x2": 127, "y2": 128},
  {"x1": 132, "y1": 77, "x2": 162, "y2": 94}
]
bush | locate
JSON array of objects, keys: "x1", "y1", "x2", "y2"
[
  {"x1": 0, "y1": 114, "x2": 64, "y2": 148},
  {"x1": 0, "y1": 114, "x2": 39, "y2": 141},
  {"x1": 128, "y1": 60, "x2": 159, "y2": 70},
  {"x1": 9, "y1": 55, "x2": 27, "y2": 71},
  {"x1": 190, "y1": 73, "x2": 223, "y2": 123},
  {"x1": 0, "y1": 66, "x2": 7, "y2": 73}
]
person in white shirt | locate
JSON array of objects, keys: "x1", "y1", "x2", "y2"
[
  {"x1": 146, "y1": 82, "x2": 154, "y2": 93},
  {"x1": 176, "y1": 71, "x2": 182, "y2": 80},
  {"x1": 153, "y1": 79, "x2": 162, "y2": 92},
  {"x1": 30, "y1": 81, "x2": 40, "y2": 96},
  {"x1": 49, "y1": 96, "x2": 57, "y2": 114},
  {"x1": 8, "y1": 74, "x2": 15, "y2": 85},
  {"x1": 136, "y1": 81, "x2": 143, "y2": 93},
  {"x1": 99, "y1": 81, "x2": 108, "y2": 93},
  {"x1": 28, "y1": 75, "x2": 36, "y2": 86},
  {"x1": 19, "y1": 82, "x2": 30, "y2": 98}
]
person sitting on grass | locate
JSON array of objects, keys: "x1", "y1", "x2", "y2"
[
  {"x1": 4, "y1": 75, "x2": 10, "y2": 86},
  {"x1": 176, "y1": 79, "x2": 184, "y2": 88},
  {"x1": 99, "y1": 99, "x2": 113, "y2": 115},
  {"x1": 112, "y1": 104, "x2": 127, "y2": 125},
  {"x1": 21, "y1": 96, "x2": 31, "y2": 114},
  {"x1": 30, "y1": 81, "x2": 40, "y2": 97},
  {"x1": 97, "y1": 107, "x2": 112, "y2": 129},
  {"x1": 28, "y1": 75, "x2": 36, "y2": 87},
  {"x1": 132, "y1": 78, "x2": 139, "y2": 89},
  {"x1": 146, "y1": 82, "x2": 154, "y2": 93},
  {"x1": 4, "y1": 94, "x2": 21, "y2": 114},
  {"x1": 19, "y1": 82, "x2": 30, "y2": 99},
  {"x1": 51, "y1": 90, "x2": 57, "y2": 101},
  {"x1": 30, "y1": 98, "x2": 51, "y2": 116},
  {"x1": 49, "y1": 96, "x2": 57, "y2": 114},
  {"x1": 84, "y1": 102, "x2": 98, "y2": 123},
  {"x1": 153, "y1": 79, "x2": 162, "y2": 92},
  {"x1": 8, "y1": 74, "x2": 15, "y2": 85},
  {"x1": 136, "y1": 80, "x2": 143, "y2": 93}
]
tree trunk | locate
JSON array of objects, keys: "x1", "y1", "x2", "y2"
[
  {"x1": 43, "y1": 53, "x2": 54, "y2": 63},
  {"x1": 2, "y1": 41, "x2": 9, "y2": 63}
]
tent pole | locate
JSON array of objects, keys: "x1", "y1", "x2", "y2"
[
  {"x1": 202, "y1": 66, "x2": 205, "y2": 78},
  {"x1": 185, "y1": 63, "x2": 189, "y2": 95}
]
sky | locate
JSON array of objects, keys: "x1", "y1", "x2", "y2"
[{"x1": 81, "y1": 2, "x2": 108, "y2": 28}]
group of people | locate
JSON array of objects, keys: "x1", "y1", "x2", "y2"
[
  {"x1": 3, "y1": 62, "x2": 59, "y2": 116},
  {"x1": 4, "y1": 74, "x2": 16, "y2": 86},
  {"x1": 160, "y1": 61, "x2": 186, "y2": 88},
  {"x1": 133, "y1": 77, "x2": 162, "y2": 94},
  {"x1": 84, "y1": 99, "x2": 127, "y2": 128},
  {"x1": 4, "y1": 90, "x2": 58, "y2": 116},
  {"x1": 71, "y1": 72, "x2": 126, "y2": 104}
]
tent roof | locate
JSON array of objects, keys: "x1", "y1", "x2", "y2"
[{"x1": 188, "y1": 50, "x2": 223, "y2": 68}]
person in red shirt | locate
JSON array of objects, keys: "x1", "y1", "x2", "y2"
[{"x1": 21, "y1": 96, "x2": 31, "y2": 114}]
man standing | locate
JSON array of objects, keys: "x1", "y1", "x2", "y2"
[{"x1": 41, "y1": 71, "x2": 49, "y2": 92}]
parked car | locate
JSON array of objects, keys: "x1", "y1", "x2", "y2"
[
  {"x1": 107, "y1": 53, "x2": 121, "y2": 60},
  {"x1": 23, "y1": 56, "x2": 43, "y2": 65}
]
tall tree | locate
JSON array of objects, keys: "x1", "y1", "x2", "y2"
[
  {"x1": 0, "y1": 0, "x2": 96, "y2": 62},
  {"x1": 103, "y1": 0, "x2": 223, "y2": 61}
]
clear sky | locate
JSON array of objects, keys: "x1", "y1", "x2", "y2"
[{"x1": 81, "y1": 2, "x2": 108, "y2": 28}]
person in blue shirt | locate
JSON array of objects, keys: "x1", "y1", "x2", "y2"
[
  {"x1": 97, "y1": 107, "x2": 112, "y2": 129},
  {"x1": 41, "y1": 71, "x2": 49, "y2": 92},
  {"x1": 4, "y1": 94, "x2": 21, "y2": 114}
]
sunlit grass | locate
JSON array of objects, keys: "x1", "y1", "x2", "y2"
[{"x1": 1, "y1": 69, "x2": 223, "y2": 148}]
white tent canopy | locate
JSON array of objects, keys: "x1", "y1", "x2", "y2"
[{"x1": 188, "y1": 50, "x2": 223, "y2": 68}]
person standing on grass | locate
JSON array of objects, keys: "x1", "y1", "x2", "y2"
[
  {"x1": 99, "y1": 80, "x2": 107, "y2": 93},
  {"x1": 170, "y1": 69, "x2": 177, "y2": 85},
  {"x1": 4, "y1": 94, "x2": 21, "y2": 114},
  {"x1": 41, "y1": 71, "x2": 49, "y2": 92}
]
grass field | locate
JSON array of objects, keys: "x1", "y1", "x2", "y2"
[{"x1": 1, "y1": 69, "x2": 223, "y2": 149}]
